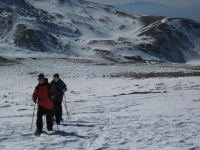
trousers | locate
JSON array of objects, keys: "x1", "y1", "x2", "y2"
[
  {"x1": 53, "y1": 101, "x2": 62, "y2": 124},
  {"x1": 36, "y1": 105, "x2": 53, "y2": 130}
]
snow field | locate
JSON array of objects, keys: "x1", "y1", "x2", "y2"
[{"x1": 0, "y1": 59, "x2": 200, "y2": 150}]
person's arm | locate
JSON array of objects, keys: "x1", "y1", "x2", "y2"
[
  {"x1": 61, "y1": 81, "x2": 67, "y2": 92},
  {"x1": 32, "y1": 88, "x2": 38, "y2": 103},
  {"x1": 50, "y1": 86, "x2": 56, "y2": 100}
]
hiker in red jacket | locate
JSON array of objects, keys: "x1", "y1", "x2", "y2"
[{"x1": 32, "y1": 73, "x2": 56, "y2": 134}]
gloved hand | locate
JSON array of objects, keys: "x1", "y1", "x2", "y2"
[
  {"x1": 32, "y1": 97, "x2": 37, "y2": 103},
  {"x1": 62, "y1": 88, "x2": 67, "y2": 92},
  {"x1": 49, "y1": 94, "x2": 54, "y2": 100}
]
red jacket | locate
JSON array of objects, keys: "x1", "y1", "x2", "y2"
[{"x1": 32, "y1": 79, "x2": 56, "y2": 110}]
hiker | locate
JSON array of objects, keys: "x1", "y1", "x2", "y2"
[
  {"x1": 50, "y1": 73, "x2": 67, "y2": 125},
  {"x1": 32, "y1": 73, "x2": 56, "y2": 134}
]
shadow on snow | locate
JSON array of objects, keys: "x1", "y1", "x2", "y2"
[{"x1": 44, "y1": 131, "x2": 88, "y2": 139}]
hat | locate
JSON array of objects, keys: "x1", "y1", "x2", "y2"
[
  {"x1": 53, "y1": 73, "x2": 59, "y2": 78},
  {"x1": 38, "y1": 73, "x2": 45, "y2": 79}
]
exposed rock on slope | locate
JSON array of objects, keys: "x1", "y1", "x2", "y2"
[{"x1": 0, "y1": 0, "x2": 199, "y2": 62}]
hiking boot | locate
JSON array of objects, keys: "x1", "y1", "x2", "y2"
[
  {"x1": 51, "y1": 117, "x2": 56, "y2": 122},
  {"x1": 35, "y1": 129, "x2": 42, "y2": 133},
  {"x1": 48, "y1": 128, "x2": 53, "y2": 131},
  {"x1": 34, "y1": 129, "x2": 42, "y2": 135}
]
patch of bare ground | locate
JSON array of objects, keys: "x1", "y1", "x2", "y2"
[
  {"x1": 113, "y1": 91, "x2": 164, "y2": 96},
  {"x1": 17, "y1": 109, "x2": 28, "y2": 111},
  {"x1": 45, "y1": 58, "x2": 100, "y2": 64},
  {"x1": 193, "y1": 99, "x2": 200, "y2": 102},
  {"x1": 159, "y1": 65, "x2": 200, "y2": 71},
  {"x1": 190, "y1": 66, "x2": 200, "y2": 71},
  {"x1": 95, "y1": 63, "x2": 115, "y2": 66},
  {"x1": 0, "y1": 105, "x2": 11, "y2": 108},
  {"x1": 108, "y1": 71, "x2": 200, "y2": 79},
  {"x1": 26, "y1": 71, "x2": 41, "y2": 76},
  {"x1": 0, "y1": 60, "x2": 21, "y2": 66},
  {"x1": 120, "y1": 60, "x2": 147, "y2": 64},
  {"x1": 96, "y1": 91, "x2": 164, "y2": 98},
  {"x1": 74, "y1": 100, "x2": 87, "y2": 103}
]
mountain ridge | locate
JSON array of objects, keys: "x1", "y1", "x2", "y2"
[
  {"x1": 115, "y1": 1, "x2": 200, "y2": 22},
  {"x1": 0, "y1": 0, "x2": 200, "y2": 63}
]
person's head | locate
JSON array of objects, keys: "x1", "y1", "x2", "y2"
[
  {"x1": 53, "y1": 73, "x2": 59, "y2": 82},
  {"x1": 38, "y1": 73, "x2": 45, "y2": 84}
]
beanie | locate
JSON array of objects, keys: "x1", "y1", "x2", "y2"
[
  {"x1": 53, "y1": 73, "x2": 59, "y2": 78},
  {"x1": 38, "y1": 73, "x2": 45, "y2": 79}
]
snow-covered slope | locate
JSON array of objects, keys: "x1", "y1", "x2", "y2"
[
  {"x1": 0, "y1": 59, "x2": 200, "y2": 149},
  {"x1": 0, "y1": 0, "x2": 200, "y2": 62}
]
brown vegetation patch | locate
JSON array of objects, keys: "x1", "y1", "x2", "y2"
[
  {"x1": 96, "y1": 91, "x2": 163, "y2": 98},
  {"x1": 48, "y1": 58, "x2": 99, "y2": 64},
  {"x1": 1, "y1": 105, "x2": 11, "y2": 108},
  {"x1": 193, "y1": 99, "x2": 200, "y2": 102},
  {"x1": 108, "y1": 71, "x2": 200, "y2": 79},
  {"x1": 27, "y1": 71, "x2": 41, "y2": 76},
  {"x1": 74, "y1": 100, "x2": 87, "y2": 103},
  {"x1": 17, "y1": 109, "x2": 28, "y2": 111},
  {"x1": 0, "y1": 60, "x2": 20, "y2": 66},
  {"x1": 113, "y1": 91, "x2": 162, "y2": 97}
]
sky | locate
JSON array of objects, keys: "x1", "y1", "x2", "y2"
[{"x1": 86, "y1": 0, "x2": 200, "y2": 8}]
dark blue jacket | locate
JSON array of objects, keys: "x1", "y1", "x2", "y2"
[{"x1": 50, "y1": 79, "x2": 67, "y2": 102}]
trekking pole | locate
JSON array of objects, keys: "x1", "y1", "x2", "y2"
[
  {"x1": 63, "y1": 101, "x2": 71, "y2": 121},
  {"x1": 31, "y1": 102, "x2": 37, "y2": 130},
  {"x1": 63, "y1": 94, "x2": 71, "y2": 121},
  {"x1": 43, "y1": 115, "x2": 46, "y2": 125}
]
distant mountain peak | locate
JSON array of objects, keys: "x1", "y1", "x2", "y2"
[{"x1": 116, "y1": 1, "x2": 170, "y2": 7}]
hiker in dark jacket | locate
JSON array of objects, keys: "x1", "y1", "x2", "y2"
[
  {"x1": 50, "y1": 73, "x2": 67, "y2": 124},
  {"x1": 32, "y1": 73, "x2": 56, "y2": 134}
]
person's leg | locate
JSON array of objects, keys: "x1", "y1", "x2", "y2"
[
  {"x1": 36, "y1": 105, "x2": 44, "y2": 131},
  {"x1": 51, "y1": 101, "x2": 56, "y2": 121},
  {"x1": 53, "y1": 101, "x2": 58, "y2": 117},
  {"x1": 55, "y1": 101, "x2": 62, "y2": 124},
  {"x1": 60, "y1": 103, "x2": 63, "y2": 121},
  {"x1": 45, "y1": 108, "x2": 53, "y2": 131}
]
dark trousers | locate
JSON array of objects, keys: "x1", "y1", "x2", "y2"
[
  {"x1": 36, "y1": 105, "x2": 53, "y2": 131},
  {"x1": 53, "y1": 101, "x2": 62, "y2": 124}
]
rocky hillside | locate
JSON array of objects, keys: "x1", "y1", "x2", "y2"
[{"x1": 0, "y1": 0, "x2": 200, "y2": 62}]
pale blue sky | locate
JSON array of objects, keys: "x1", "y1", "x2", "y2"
[{"x1": 86, "y1": 0, "x2": 200, "y2": 7}]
